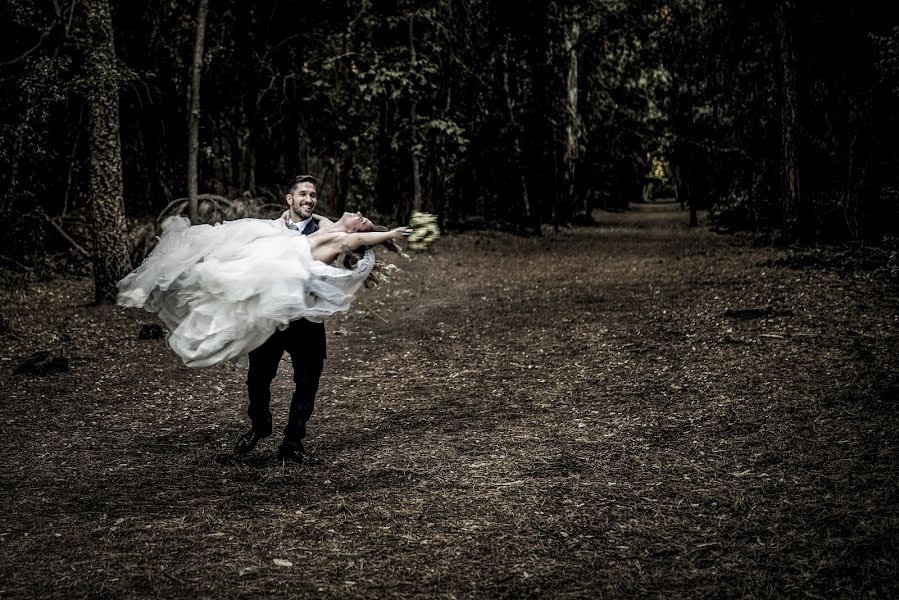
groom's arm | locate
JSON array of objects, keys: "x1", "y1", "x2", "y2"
[{"x1": 277, "y1": 210, "x2": 335, "y2": 228}]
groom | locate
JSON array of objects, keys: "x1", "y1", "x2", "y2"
[{"x1": 234, "y1": 174, "x2": 334, "y2": 464}]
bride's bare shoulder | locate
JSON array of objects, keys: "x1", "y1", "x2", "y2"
[{"x1": 313, "y1": 214, "x2": 336, "y2": 228}]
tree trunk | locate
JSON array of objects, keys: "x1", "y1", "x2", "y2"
[
  {"x1": 331, "y1": 156, "x2": 345, "y2": 214},
  {"x1": 561, "y1": 20, "x2": 582, "y2": 225},
  {"x1": 776, "y1": 0, "x2": 801, "y2": 237},
  {"x1": 376, "y1": 98, "x2": 396, "y2": 217},
  {"x1": 501, "y1": 34, "x2": 531, "y2": 225},
  {"x1": 296, "y1": 124, "x2": 309, "y2": 174},
  {"x1": 408, "y1": 17, "x2": 423, "y2": 212},
  {"x1": 524, "y1": 4, "x2": 553, "y2": 236},
  {"x1": 83, "y1": 0, "x2": 132, "y2": 304},
  {"x1": 187, "y1": 0, "x2": 209, "y2": 223},
  {"x1": 247, "y1": 151, "x2": 256, "y2": 193}
]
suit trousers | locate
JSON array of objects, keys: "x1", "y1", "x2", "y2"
[{"x1": 245, "y1": 318, "x2": 326, "y2": 448}]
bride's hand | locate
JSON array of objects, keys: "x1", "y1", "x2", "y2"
[
  {"x1": 391, "y1": 227, "x2": 412, "y2": 238},
  {"x1": 281, "y1": 209, "x2": 291, "y2": 225}
]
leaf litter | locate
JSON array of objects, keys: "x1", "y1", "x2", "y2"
[{"x1": 0, "y1": 203, "x2": 897, "y2": 598}]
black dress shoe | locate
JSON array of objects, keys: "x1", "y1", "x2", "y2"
[
  {"x1": 234, "y1": 429, "x2": 269, "y2": 455},
  {"x1": 276, "y1": 443, "x2": 320, "y2": 465}
]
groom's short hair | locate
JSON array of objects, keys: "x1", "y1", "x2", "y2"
[{"x1": 288, "y1": 175, "x2": 317, "y2": 194}]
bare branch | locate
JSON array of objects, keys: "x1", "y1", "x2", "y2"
[
  {"x1": 36, "y1": 210, "x2": 91, "y2": 258},
  {"x1": 0, "y1": 30, "x2": 52, "y2": 67}
]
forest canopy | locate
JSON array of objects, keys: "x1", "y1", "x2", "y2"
[{"x1": 2, "y1": 0, "x2": 898, "y2": 278}]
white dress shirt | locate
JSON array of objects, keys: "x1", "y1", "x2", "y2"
[{"x1": 286, "y1": 217, "x2": 312, "y2": 233}]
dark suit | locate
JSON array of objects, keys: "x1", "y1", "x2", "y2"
[{"x1": 245, "y1": 218, "x2": 325, "y2": 450}]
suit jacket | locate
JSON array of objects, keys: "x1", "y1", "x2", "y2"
[
  {"x1": 294, "y1": 217, "x2": 326, "y2": 359},
  {"x1": 301, "y1": 218, "x2": 320, "y2": 235}
]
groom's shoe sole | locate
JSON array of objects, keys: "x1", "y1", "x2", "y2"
[{"x1": 234, "y1": 430, "x2": 270, "y2": 455}]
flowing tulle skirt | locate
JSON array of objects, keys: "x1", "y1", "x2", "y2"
[{"x1": 117, "y1": 217, "x2": 373, "y2": 367}]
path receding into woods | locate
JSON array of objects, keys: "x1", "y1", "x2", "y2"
[{"x1": 1, "y1": 202, "x2": 897, "y2": 598}]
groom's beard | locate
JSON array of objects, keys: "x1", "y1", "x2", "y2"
[{"x1": 290, "y1": 205, "x2": 314, "y2": 221}]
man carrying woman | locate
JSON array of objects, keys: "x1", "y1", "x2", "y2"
[{"x1": 117, "y1": 175, "x2": 408, "y2": 465}]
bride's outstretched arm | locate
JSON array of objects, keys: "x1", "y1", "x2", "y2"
[
  {"x1": 308, "y1": 227, "x2": 411, "y2": 263},
  {"x1": 342, "y1": 227, "x2": 411, "y2": 251}
]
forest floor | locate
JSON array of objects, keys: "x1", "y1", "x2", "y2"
[{"x1": 1, "y1": 201, "x2": 898, "y2": 599}]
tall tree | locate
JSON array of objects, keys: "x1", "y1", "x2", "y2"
[
  {"x1": 561, "y1": 16, "x2": 582, "y2": 224},
  {"x1": 83, "y1": 0, "x2": 131, "y2": 303},
  {"x1": 775, "y1": 0, "x2": 801, "y2": 237},
  {"x1": 408, "y1": 15, "x2": 423, "y2": 213},
  {"x1": 187, "y1": 0, "x2": 209, "y2": 223},
  {"x1": 500, "y1": 32, "x2": 531, "y2": 226}
]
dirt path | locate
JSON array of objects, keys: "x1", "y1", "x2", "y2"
[{"x1": 2, "y1": 202, "x2": 897, "y2": 598}]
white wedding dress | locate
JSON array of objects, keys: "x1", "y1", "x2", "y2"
[{"x1": 117, "y1": 217, "x2": 374, "y2": 367}]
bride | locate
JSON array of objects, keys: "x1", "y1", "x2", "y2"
[{"x1": 117, "y1": 211, "x2": 409, "y2": 368}]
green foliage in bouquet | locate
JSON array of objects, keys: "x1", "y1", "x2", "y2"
[{"x1": 408, "y1": 212, "x2": 440, "y2": 252}]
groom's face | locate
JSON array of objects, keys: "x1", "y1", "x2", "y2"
[{"x1": 287, "y1": 182, "x2": 317, "y2": 220}]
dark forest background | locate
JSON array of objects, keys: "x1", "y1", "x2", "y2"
[{"x1": 2, "y1": 0, "x2": 899, "y2": 301}]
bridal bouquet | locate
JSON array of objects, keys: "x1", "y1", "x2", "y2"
[
  {"x1": 408, "y1": 211, "x2": 440, "y2": 251},
  {"x1": 357, "y1": 212, "x2": 439, "y2": 289}
]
